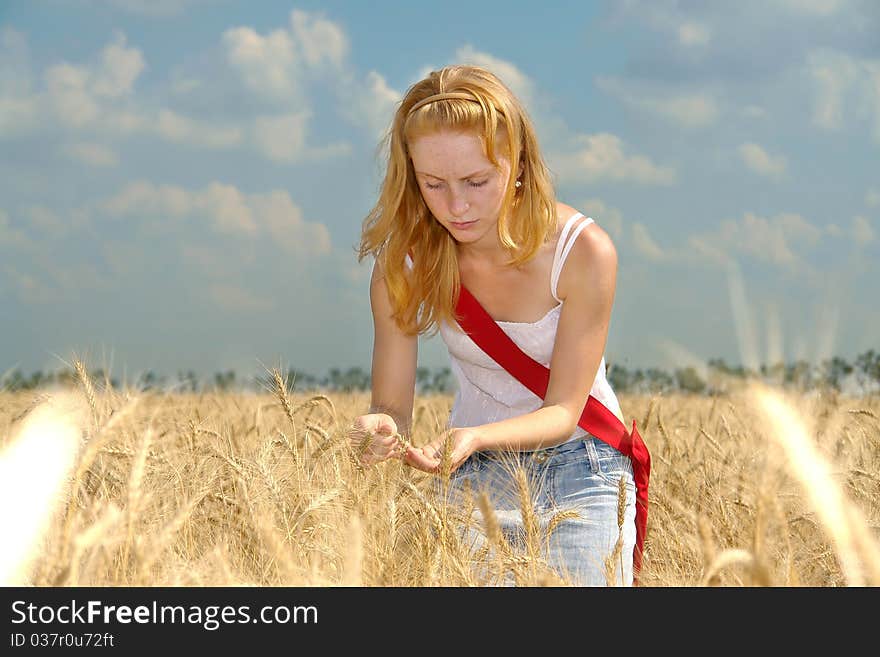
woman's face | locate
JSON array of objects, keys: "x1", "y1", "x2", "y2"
[{"x1": 408, "y1": 130, "x2": 515, "y2": 246}]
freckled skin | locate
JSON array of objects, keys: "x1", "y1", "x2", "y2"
[
  {"x1": 409, "y1": 130, "x2": 519, "y2": 261},
  {"x1": 352, "y1": 130, "x2": 526, "y2": 469}
]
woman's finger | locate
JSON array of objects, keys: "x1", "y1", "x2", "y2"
[{"x1": 404, "y1": 447, "x2": 439, "y2": 472}]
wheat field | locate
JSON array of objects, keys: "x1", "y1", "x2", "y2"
[{"x1": 1, "y1": 365, "x2": 878, "y2": 587}]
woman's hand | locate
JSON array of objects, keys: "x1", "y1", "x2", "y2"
[
  {"x1": 347, "y1": 413, "x2": 403, "y2": 466},
  {"x1": 404, "y1": 427, "x2": 481, "y2": 474}
]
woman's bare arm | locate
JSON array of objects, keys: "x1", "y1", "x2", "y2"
[
  {"x1": 473, "y1": 221, "x2": 617, "y2": 451},
  {"x1": 367, "y1": 259, "x2": 418, "y2": 439}
]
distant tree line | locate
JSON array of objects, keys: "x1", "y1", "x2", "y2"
[
  {"x1": 0, "y1": 365, "x2": 454, "y2": 395},
  {"x1": 2, "y1": 349, "x2": 878, "y2": 396}
]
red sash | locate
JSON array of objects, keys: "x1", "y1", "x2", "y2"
[{"x1": 455, "y1": 284, "x2": 651, "y2": 584}]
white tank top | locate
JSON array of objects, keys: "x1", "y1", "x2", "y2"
[{"x1": 407, "y1": 211, "x2": 624, "y2": 445}]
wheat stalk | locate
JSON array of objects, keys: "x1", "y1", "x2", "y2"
[
  {"x1": 700, "y1": 548, "x2": 756, "y2": 585},
  {"x1": 343, "y1": 514, "x2": 363, "y2": 586},
  {"x1": 122, "y1": 427, "x2": 153, "y2": 573},
  {"x1": 603, "y1": 475, "x2": 628, "y2": 586},
  {"x1": 60, "y1": 502, "x2": 122, "y2": 586},
  {"x1": 74, "y1": 359, "x2": 98, "y2": 427},
  {"x1": 749, "y1": 383, "x2": 880, "y2": 586},
  {"x1": 271, "y1": 368, "x2": 296, "y2": 433}
]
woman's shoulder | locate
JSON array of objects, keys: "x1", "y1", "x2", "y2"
[
  {"x1": 553, "y1": 201, "x2": 617, "y2": 301},
  {"x1": 552, "y1": 201, "x2": 594, "y2": 237},
  {"x1": 553, "y1": 200, "x2": 613, "y2": 246}
]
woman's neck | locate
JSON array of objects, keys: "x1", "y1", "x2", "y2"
[
  {"x1": 455, "y1": 229, "x2": 514, "y2": 268},
  {"x1": 457, "y1": 242, "x2": 512, "y2": 270}
]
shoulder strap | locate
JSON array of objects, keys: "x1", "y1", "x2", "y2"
[
  {"x1": 455, "y1": 283, "x2": 651, "y2": 583},
  {"x1": 551, "y1": 213, "x2": 594, "y2": 302}
]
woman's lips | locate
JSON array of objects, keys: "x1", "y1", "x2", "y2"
[{"x1": 450, "y1": 219, "x2": 477, "y2": 230}]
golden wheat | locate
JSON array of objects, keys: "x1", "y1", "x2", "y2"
[{"x1": 1, "y1": 380, "x2": 877, "y2": 587}]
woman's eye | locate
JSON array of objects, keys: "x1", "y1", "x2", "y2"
[{"x1": 423, "y1": 179, "x2": 486, "y2": 190}]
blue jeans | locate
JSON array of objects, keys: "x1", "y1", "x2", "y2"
[{"x1": 436, "y1": 435, "x2": 637, "y2": 586}]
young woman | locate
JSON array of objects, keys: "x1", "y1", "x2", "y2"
[{"x1": 349, "y1": 65, "x2": 642, "y2": 586}]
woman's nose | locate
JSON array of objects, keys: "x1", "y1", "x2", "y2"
[{"x1": 449, "y1": 190, "x2": 470, "y2": 218}]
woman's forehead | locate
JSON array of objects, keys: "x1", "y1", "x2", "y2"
[{"x1": 408, "y1": 130, "x2": 508, "y2": 166}]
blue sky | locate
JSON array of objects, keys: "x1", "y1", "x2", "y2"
[{"x1": 1, "y1": 0, "x2": 878, "y2": 384}]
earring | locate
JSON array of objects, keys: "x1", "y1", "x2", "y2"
[{"x1": 515, "y1": 180, "x2": 522, "y2": 188}]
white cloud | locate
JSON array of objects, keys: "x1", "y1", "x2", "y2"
[
  {"x1": 609, "y1": 2, "x2": 879, "y2": 138},
  {"x1": 688, "y1": 236, "x2": 730, "y2": 267},
  {"x1": 689, "y1": 211, "x2": 829, "y2": 271},
  {"x1": 343, "y1": 70, "x2": 401, "y2": 140},
  {"x1": 612, "y1": 2, "x2": 717, "y2": 50},
  {"x1": 710, "y1": 211, "x2": 820, "y2": 267},
  {"x1": 0, "y1": 16, "x2": 421, "y2": 165},
  {"x1": 44, "y1": 32, "x2": 146, "y2": 128},
  {"x1": 251, "y1": 112, "x2": 350, "y2": 163},
  {"x1": 454, "y1": 45, "x2": 535, "y2": 108},
  {"x1": 101, "y1": 181, "x2": 185, "y2": 218},
  {"x1": 0, "y1": 254, "x2": 108, "y2": 302},
  {"x1": 809, "y1": 50, "x2": 861, "y2": 129},
  {"x1": 852, "y1": 215, "x2": 874, "y2": 246},
  {"x1": 219, "y1": 11, "x2": 375, "y2": 154},
  {"x1": 1, "y1": 29, "x2": 229, "y2": 150},
  {"x1": 290, "y1": 9, "x2": 349, "y2": 71},
  {"x1": 98, "y1": 181, "x2": 331, "y2": 253},
  {"x1": 62, "y1": 142, "x2": 119, "y2": 166},
  {"x1": 777, "y1": 212, "x2": 822, "y2": 244},
  {"x1": 2, "y1": 264, "x2": 55, "y2": 303},
  {"x1": 727, "y1": 215, "x2": 792, "y2": 266},
  {"x1": 252, "y1": 112, "x2": 309, "y2": 162},
  {"x1": 809, "y1": 49, "x2": 880, "y2": 140},
  {"x1": 552, "y1": 133, "x2": 676, "y2": 185},
  {"x1": 251, "y1": 190, "x2": 331, "y2": 257},
  {"x1": 100, "y1": 180, "x2": 256, "y2": 235},
  {"x1": 738, "y1": 142, "x2": 787, "y2": 178},
  {"x1": 45, "y1": 62, "x2": 101, "y2": 127},
  {"x1": 223, "y1": 26, "x2": 300, "y2": 101},
  {"x1": 155, "y1": 109, "x2": 242, "y2": 148},
  {"x1": 0, "y1": 206, "x2": 85, "y2": 247},
  {"x1": 678, "y1": 22, "x2": 711, "y2": 47},
  {"x1": 653, "y1": 94, "x2": 719, "y2": 127},
  {"x1": 631, "y1": 223, "x2": 665, "y2": 261},
  {"x1": 596, "y1": 77, "x2": 719, "y2": 127},
  {"x1": 199, "y1": 183, "x2": 259, "y2": 235},
  {"x1": 92, "y1": 31, "x2": 146, "y2": 99},
  {"x1": 221, "y1": 9, "x2": 349, "y2": 103}
]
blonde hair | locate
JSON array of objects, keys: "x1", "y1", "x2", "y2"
[{"x1": 357, "y1": 64, "x2": 557, "y2": 336}]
